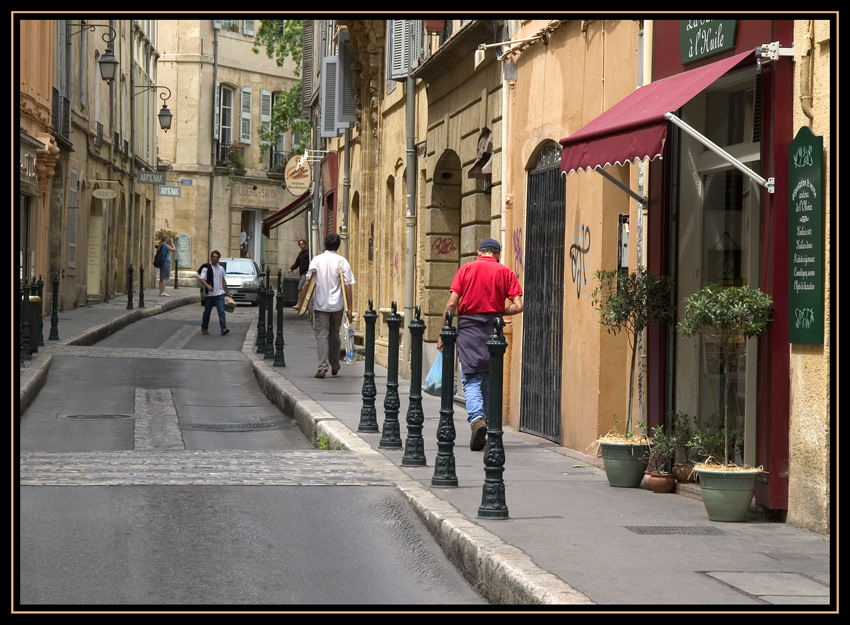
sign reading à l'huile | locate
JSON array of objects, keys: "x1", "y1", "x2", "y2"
[
  {"x1": 788, "y1": 126, "x2": 824, "y2": 345},
  {"x1": 680, "y1": 20, "x2": 738, "y2": 65}
]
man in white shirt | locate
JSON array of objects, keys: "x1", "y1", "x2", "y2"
[
  {"x1": 300, "y1": 233, "x2": 354, "y2": 378},
  {"x1": 198, "y1": 250, "x2": 231, "y2": 335}
]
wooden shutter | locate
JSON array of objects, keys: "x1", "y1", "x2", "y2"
[
  {"x1": 320, "y1": 56, "x2": 338, "y2": 138},
  {"x1": 335, "y1": 30, "x2": 356, "y2": 128},
  {"x1": 301, "y1": 20, "x2": 314, "y2": 116},
  {"x1": 260, "y1": 89, "x2": 272, "y2": 145},
  {"x1": 240, "y1": 86, "x2": 252, "y2": 144}
]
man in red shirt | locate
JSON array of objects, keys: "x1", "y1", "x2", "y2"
[{"x1": 438, "y1": 238, "x2": 523, "y2": 450}]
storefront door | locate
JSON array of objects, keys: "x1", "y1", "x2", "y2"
[{"x1": 673, "y1": 69, "x2": 762, "y2": 466}]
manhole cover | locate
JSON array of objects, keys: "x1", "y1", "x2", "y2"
[
  {"x1": 625, "y1": 526, "x2": 728, "y2": 535},
  {"x1": 180, "y1": 422, "x2": 286, "y2": 432},
  {"x1": 62, "y1": 414, "x2": 135, "y2": 420}
]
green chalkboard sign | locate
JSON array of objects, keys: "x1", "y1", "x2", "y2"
[
  {"x1": 680, "y1": 20, "x2": 738, "y2": 65},
  {"x1": 788, "y1": 127, "x2": 824, "y2": 345}
]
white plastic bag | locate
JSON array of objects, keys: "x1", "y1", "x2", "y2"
[{"x1": 343, "y1": 316, "x2": 355, "y2": 363}]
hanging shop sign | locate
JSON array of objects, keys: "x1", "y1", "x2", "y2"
[
  {"x1": 787, "y1": 126, "x2": 824, "y2": 345},
  {"x1": 284, "y1": 154, "x2": 312, "y2": 195},
  {"x1": 158, "y1": 185, "x2": 182, "y2": 197},
  {"x1": 680, "y1": 20, "x2": 738, "y2": 65},
  {"x1": 92, "y1": 188, "x2": 117, "y2": 199},
  {"x1": 137, "y1": 170, "x2": 166, "y2": 185}
]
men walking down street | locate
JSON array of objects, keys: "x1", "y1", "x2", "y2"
[
  {"x1": 300, "y1": 233, "x2": 354, "y2": 378},
  {"x1": 198, "y1": 250, "x2": 231, "y2": 336},
  {"x1": 438, "y1": 238, "x2": 523, "y2": 451}
]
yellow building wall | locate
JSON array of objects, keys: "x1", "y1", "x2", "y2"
[
  {"x1": 506, "y1": 19, "x2": 641, "y2": 451},
  {"x1": 787, "y1": 19, "x2": 831, "y2": 534}
]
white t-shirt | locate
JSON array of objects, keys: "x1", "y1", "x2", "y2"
[
  {"x1": 200, "y1": 264, "x2": 227, "y2": 296},
  {"x1": 305, "y1": 250, "x2": 355, "y2": 312}
]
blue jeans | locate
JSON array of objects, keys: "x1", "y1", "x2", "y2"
[
  {"x1": 202, "y1": 294, "x2": 227, "y2": 331},
  {"x1": 461, "y1": 371, "x2": 489, "y2": 424}
]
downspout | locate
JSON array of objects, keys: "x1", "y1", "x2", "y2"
[
  {"x1": 403, "y1": 68, "x2": 416, "y2": 368},
  {"x1": 340, "y1": 127, "x2": 351, "y2": 259},
  {"x1": 208, "y1": 25, "x2": 218, "y2": 254},
  {"x1": 128, "y1": 22, "x2": 136, "y2": 301},
  {"x1": 799, "y1": 20, "x2": 815, "y2": 123}
]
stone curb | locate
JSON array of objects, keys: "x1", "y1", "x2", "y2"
[{"x1": 248, "y1": 339, "x2": 594, "y2": 606}]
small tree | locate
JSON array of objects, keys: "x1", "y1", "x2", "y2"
[
  {"x1": 678, "y1": 284, "x2": 773, "y2": 467},
  {"x1": 592, "y1": 268, "x2": 675, "y2": 439}
]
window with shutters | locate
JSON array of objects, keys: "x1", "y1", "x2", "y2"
[{"x1": 68, "y1": 170, "x2": 78, "y2": 268}]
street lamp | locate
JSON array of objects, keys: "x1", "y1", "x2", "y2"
[
  {"x1": 135, "y1": 85, "x2": 173, "y2": 132},
  {"x1": 68, "y1": 22, "x2": 118, "y2": 83}
]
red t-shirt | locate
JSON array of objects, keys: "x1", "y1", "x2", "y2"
[{"x1": 450, "y1": 255, "x2": 523, "y2": 316}]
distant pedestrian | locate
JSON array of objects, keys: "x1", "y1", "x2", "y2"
[
  {"x1": 198, "y1": 250, "x2": 230, "y2": 335},
  {"x1": 288, "y1": 238, "x2": 310, "y2": 310},
  {"x1": 438, "y1": 238, "x2": 523, "y2": 451},
  {"x1": 300, "y1": 233, "x2": 354, "y2": 378},
  {"x1": 157, "y1": 234, "x2": 176, "y2": 296}
]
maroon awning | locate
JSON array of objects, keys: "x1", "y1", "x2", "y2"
[
  {"x1": 261, "y1": 191, "x2": 311, "y2": 238},
  {"x1": 560, "y1": 50, "x2": 755, "y2": 175}
]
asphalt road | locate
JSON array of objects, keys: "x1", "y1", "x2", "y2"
[{"x1": 17, "y1": 304, "x2": 485, "y2": 607}]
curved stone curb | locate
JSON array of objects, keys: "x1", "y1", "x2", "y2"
[
  {"x1": 249, "y1": 343, "x2": 594, "y2": 606},
  {"x1": 18, "y1": 294, "x2": 199, "y2": 414}
]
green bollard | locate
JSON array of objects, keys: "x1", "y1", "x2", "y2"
[
  {"x1": 478, "y1": 318, "x2": 509, "y2": 519},
  {"x1": 379, "y1": 301, "x2": 403, "y2": 449},
  {"x1": 402, "y1": 306, "x2": 427, "y2": 466},
  {"x1": 431, "y1": 312, "x2": 458, "y2": 487},
  {"x1": 358, "y1": 299, "x2": 380, "y2": 432}
]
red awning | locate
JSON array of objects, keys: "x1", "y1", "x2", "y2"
[
  {"x1": 560, "y1": 50, "x2": 755, "y2": 175},
  {"x1": 262, "y1": 192, "x2": 311, "y2": 238}
]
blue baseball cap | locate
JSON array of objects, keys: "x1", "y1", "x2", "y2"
[{"x1": 479, "y1": 238, "x2": 501, "y2": 252}]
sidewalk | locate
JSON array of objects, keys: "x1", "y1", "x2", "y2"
[{"x1": 17, "y1": 291, "x2": 834, "y2": 610}]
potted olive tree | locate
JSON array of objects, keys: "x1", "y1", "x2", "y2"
[
  {"x1": 670, "y1": 411, "x2": 698, "y2": 483},
  {"x1": 592, "y1": 268, "x2": 675, "y2": 487},
  {"x1": 644, "y1": 423, "x2": 677, "y2": 493},
  {"x1": 678, "y1": 283, "x2": 773, "y2": 521}
]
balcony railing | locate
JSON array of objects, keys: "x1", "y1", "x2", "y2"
[
  {"x1": 51, "y1": 89, "x2": 70, "y2": 140},
  {"x1": 269, "y1": 148, "x2": 292, "y2": 174}
]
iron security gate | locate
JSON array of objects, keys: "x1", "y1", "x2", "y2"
[{"x1": 520, "y1": 143, "x2": 565, "y2": 442}]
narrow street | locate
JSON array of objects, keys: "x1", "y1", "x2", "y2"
[{"x1": 18, "y1": 304, "x2": 485, "y2": 606}]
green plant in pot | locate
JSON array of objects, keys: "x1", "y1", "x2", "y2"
[
  {"x1": 592, "y1": 268, "x2": 675, "y2": 487},
  {"x1": 678, "y1": 283, "x2": 772, "y2": 521},
  {"x1": 644, "y1": 423, "x2": 677, "y2": 493},
  {"x1": 670, "y1": 411, "x2": 697, "y2": 483}
]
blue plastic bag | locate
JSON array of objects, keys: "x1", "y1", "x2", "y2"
[{"x1": 423, "y1": 352, "x2": 443, "y2": 396}]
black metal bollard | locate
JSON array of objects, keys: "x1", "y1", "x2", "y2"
[
  {"x1": 139, "y1": 266, "x2": 145, "y2": 308},
  {"x1": 431, "y1": 312, "x2": 458, "y2": 487},
  {"x1": 35, "y1": 280, "x2": 45, "y2": 347},
  {"x1": 127, "y1": 264, "x2": 134, "y2": 310},
  {"x1": 26, "y1": 280, "x2": 38, "y2": 355},
  {"x1": 21, "y1": 282, "x2": 31, "y2": 361},
  {"x1": 256, "y1": 277, "x2": 266, "y2": 353},
  {"x1": 173, "y1": 257, "x2": 179, "y2": 289},
  {"x1": 49, "y1": 275, "x2": 59, "y2": 340},
  {"x1": 478, "y1": 318, "x2": 509, "y2": 519},
  {"x1": 264, "y1": 278, "x2": 275, "y2": 360},
  {"x1": 402, "y1": 306, "x2": 427, "y2": 466},
  {"x1": 379, "y1": 301, "x2": 403, "y2": 449},
  {"x1": 358, "y1": 299, "x2": 380, "y2": 432},
  {"x1": 274, "y1": 284, "x2": 286, "y2": 367}
]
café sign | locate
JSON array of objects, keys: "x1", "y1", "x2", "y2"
[
  {"x1": 680, "y1": 20, "x2": 738, "y2": 65},
  {"x1": 787, "y1": 127, "x2": 824, "y2": 345}
]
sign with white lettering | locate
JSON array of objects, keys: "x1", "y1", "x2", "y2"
[
  {"x1": 138, "y1": 170, "x2": 166, "y2": 185},
  {"x1": 680, "y1": 20, "x2": 738, "y2": 65},
  {"x1": 180, "y1": 178, "x2": 193, "y2": 186},
  {"x1": 787, "y1": 127, "x2": 823, "y2": 345},
  {"x1": 158, "y1": 185, "x2": 182, "y2": 197}
]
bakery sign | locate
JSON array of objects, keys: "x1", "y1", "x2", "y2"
[{"x1": 284, "y1": 154, "x2": 312, "y2": 194}]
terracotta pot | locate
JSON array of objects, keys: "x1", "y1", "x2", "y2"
[
  {"x1": 643, "y1": 471, "x2": 676, "y2": 493},
  {"x1": 672, "y1": 462, "x2": 697, "y2": 483}
]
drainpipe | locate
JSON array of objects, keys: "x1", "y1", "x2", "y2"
[
  {"x1": 128, "y1": 22, "x2": 136, "y2": 297},
  {"x1": 340, "y1": 127, "x2": 351, "y2": 259},
  {"x1": 403, "y1": 47, "x2": 417, "y2": 369},
  {"x1": 208, "y1": 25, "x2": 218, "y2": 254},
  {"x1": 800, "y1": 20, "x2": 815, "y2": 122}
]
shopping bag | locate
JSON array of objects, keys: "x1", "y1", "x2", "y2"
[
  {"x1": 423, "y1": 352, "x2": 443, "y2": 396},
  {"x1": 343, "y1": 316, "x2": 355, "y2": 363},
  {"x1": 224, "y1": 295, "x2": 237, "y2": 312}
]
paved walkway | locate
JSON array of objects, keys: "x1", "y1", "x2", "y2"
[{"x1": 17, "y1": 288, "x2": 834, "y2": 610}]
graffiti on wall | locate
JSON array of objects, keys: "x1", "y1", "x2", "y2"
[
  {"x1": 569, "y1": 224, "x2": 591, "y2": 297},
  {"x1": 431, "y1": 237, "x2": 457, "y2": 255},
  {"x1": 512, "y1": 228, "x2": 524, "y2": 273}
]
